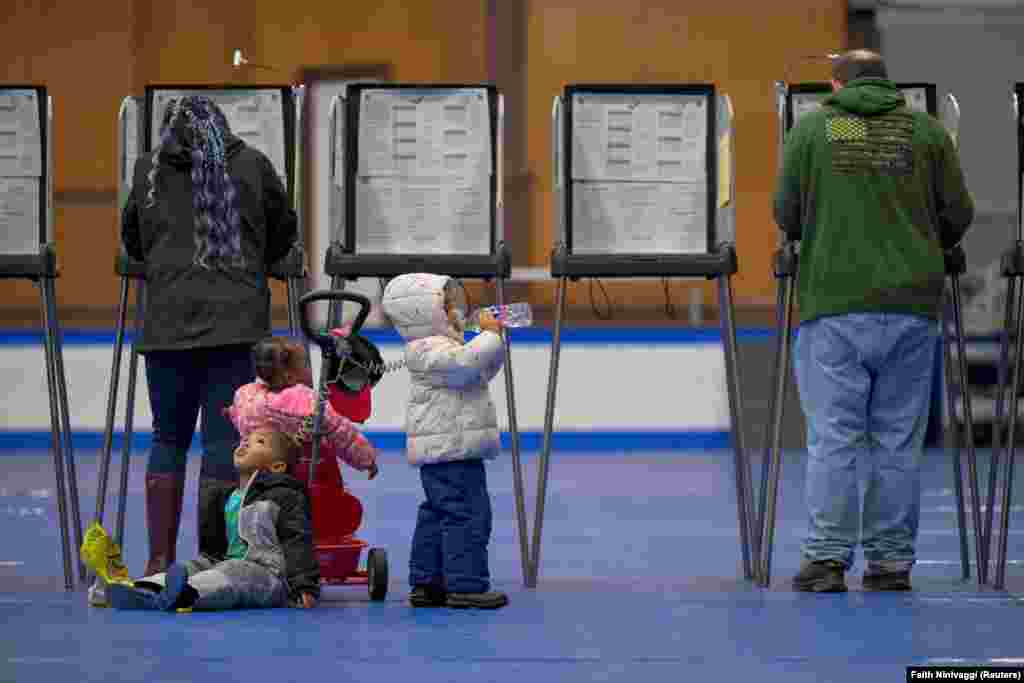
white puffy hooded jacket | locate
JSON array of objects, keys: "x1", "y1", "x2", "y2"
[{"x1": 381, "y1": 273, "x2": 504, "y2": 466}]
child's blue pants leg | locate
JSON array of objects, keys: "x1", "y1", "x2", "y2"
[
  {"x1": 410, "y1": 469, "x2": 444, "y2": 589},
  {"x1": 413, "y1": 460, "x2": 493, "y2": 594}
]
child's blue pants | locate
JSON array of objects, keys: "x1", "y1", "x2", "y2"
[{"x1": 409, "y1": 459, "x2": 493, "y2": 594}]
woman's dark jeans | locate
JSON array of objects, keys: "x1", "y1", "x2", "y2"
[{"x1": 144, "y1": 344, "x2": 255, "y2": 482}]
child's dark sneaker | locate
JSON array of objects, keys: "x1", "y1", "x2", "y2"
[
  {"x1": 792, "y1": 560, "x2": 847, "y2": 593},
  {"x1": 155, "y1": 564, "x2": 189, "y2": 611},
  {"x1": 108, "y1": 584, "x2": 161, "y2": 610},
  {"x1": 446, "y1": 591, "x2": 509, "y2": 609},
  {"x1": 409, "y1": 585, "x2": 447, "y2": 608},
  {"x1": 155, "y1": 564, "x2": 199, "y2": 611},
  {"x1": 862, "y1": 570, "x2": 911, "y2": 591}
]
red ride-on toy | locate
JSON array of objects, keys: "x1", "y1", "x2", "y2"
[{"x1": 296, "y1": 290, "x2": 388, "y2": 601}]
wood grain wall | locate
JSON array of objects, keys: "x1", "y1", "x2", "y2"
[{"x1": 0, "y1": 0, "x2": 844, "y2": 326}]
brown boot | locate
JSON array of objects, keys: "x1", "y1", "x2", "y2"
[{"x1": 144, "y1": 473, "x2": 185, "y2": 577}]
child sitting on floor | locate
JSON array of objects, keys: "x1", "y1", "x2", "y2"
[{"x1": 100, "y1": 427, "x2": 319, "y2": 611}]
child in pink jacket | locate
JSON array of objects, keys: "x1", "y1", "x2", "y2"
[{"x1": 226, "y1": 336, "x2": 378, "y2": 479}]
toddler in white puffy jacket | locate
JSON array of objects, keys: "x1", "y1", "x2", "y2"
[{"x1": 380, "y1": 273, "x2": 508, "y2": 609}]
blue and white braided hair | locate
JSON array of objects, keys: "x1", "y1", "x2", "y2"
[{"x1": 146, "y1": 95, "x2": 244, "y2": 269}]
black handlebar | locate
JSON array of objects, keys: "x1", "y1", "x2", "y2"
[{"x1": 298, "y1": 290, "x2": 372, "y2": 350}]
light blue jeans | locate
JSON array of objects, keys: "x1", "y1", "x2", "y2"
[{"x1": 793, "y1": 313, "x2": 938, "y2": 573}]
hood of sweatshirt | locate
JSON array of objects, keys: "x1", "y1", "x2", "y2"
[{"x1": 824, "y1": 78, "x2": 906, "y2": 117}]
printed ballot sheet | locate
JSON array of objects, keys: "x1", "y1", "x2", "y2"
[
  {"x1": 151, "y1": 89, "x2": 288, "y2": 184},
  {"x1": 357, "y1": 89, "x2": 491, "y2": 177},
  {"x1": 354, "y1": 88, "x2": 493, "y2": 254},
  {"x1": 571, "y1": 94, "x2": 707, "y2": 182},
  {"x1": 0, "y1": 90, "x2": 42, "y2": 178},
  {"x1": 569, "y1": 92, "x2": 710, "y2": 254},
  {"x1": 0, "y1": 177, "x2": 42, "y2": 255},
  {"x1": 572, "y1": 182, "x2": 707, "y2": 254},
  {"x1": 356, "y1": 176, "x2": 491, "y2": 254}
]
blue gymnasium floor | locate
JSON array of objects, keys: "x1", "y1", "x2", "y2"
[{"x1": 0, "y1": 447, "x2": 1022, "y2": 683}]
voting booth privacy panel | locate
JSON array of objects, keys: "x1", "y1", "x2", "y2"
[
  {"x1": 530, "y1": 83, "x2": 753, "y2": 588},
  {"x1": 756, "y1": 81, "x2": 988, "y2": 589},
  {"x1": 92, "y1": 87, "x2": 308, "y2": 597},
  {"x1": 0, "y1": 85, "x2": 84, "y2": 591},
  {"x1": 326, "y1": 83, "x2": 509, "y2": 278},
  {"x1": 563, "y1": 85, "x2": 718, "y2": 256},
  {"x1": 323, "y1": 83, "x2": 531, "y2": 585},
  {"x1": 0, "y1": 87, "x2": 48, "y2": 258}
]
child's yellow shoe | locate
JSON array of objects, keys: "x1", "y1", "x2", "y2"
[{"x1": 81, "y1": 522, "x2": 132, "y2": 586}]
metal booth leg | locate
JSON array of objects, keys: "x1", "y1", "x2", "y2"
[
  {"x1": 757, "y1": 246, "x2": 797, "y2": 587},
  {"x1": 941, "y1": 295, "x2": 972, "y2": 582},
  {"x1": 38, "y1": 279, "x2": 74, "y2": 590},
  {"x1": 286, "y1": 276, "x2": 299, "y2": 336},
  {"x1": 994, "y1": 268, "x2": 1024, "y2": 590},
  {"x1": 287, "y1": 274, "x2": 312, "y2": 369},
  {"x1": 530, "y1": 276, "x2": 568, "y2": 587},
  {"x1": 328, "y1": 275, "x2": 346, "y2": 329},
  {"x1": 495, "y1": 277, "x2": 531, "y2": 586},
  {"x1": 116, "y1": 280, "x2": 145, "y2": 547},
  {"x1": 755, "y1": 258, "x2": 787, "y2": 573},
  {"x1": 985, "y1": 274, "x2": 1015, "y2": 585},
  {"x1": 948, "y1": 266, "x2": 985, "y2": 585},
  {"x1": 43, "y1": 276, "x2": 85, "y2": 582},
  {"x1": 94, "y1": 275, "x2": 130, "y2": 531},
  {"x1": 717, "y1": 273, "x2": 755, "y2": 581}
]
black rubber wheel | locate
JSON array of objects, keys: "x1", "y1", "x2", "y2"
[{"x1": 367, "y1": 548, "x2": 388, "y2": 601}]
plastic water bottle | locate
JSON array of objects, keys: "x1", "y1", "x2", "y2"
[{"x1": 465, "y1": 303, "x2": 533, "y2": 332}]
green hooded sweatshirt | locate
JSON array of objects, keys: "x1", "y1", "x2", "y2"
[{"x1": 773, "y1": 78, "x2": 974, "y2": 323}]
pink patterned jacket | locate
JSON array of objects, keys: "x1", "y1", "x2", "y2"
[{"x1": 227, "y1": 380, "x2": 377, "y2": 472}]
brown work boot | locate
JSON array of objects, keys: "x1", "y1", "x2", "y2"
[{"x1": 792, "y1": 560, "x2": 847, "y2": 593}]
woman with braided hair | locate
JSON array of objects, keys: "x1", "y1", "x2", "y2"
[{"x1": 121, "y1": 95, "x2": 297, "y2": 577}]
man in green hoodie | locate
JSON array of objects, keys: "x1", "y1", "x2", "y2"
[{"x1": 774, "y1": 50, "x2": 973, "y2": 593}]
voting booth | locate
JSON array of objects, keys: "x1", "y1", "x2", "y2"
[
  {"x1": 986, "y1": 84, "x2": 1024, "y2": 589},
  {"x1": 528, "y1": 84, "x2": 754, "y2": 587},
  {"x1": 755, "y1": 81, "x2": 982, "y2": 587},
  {"x1": 0, "y1": 85, "x2": 84, "y2": 590},
  {"x1": 322, "y1": 84, "x2": 531, "y2": 584},
  {"x1": 92, "y1": 85, "x2": 308, "y2": 567}
]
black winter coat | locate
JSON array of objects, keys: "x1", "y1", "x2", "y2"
[
  {"x1": 198, "y1": 472, "x2": 320, "y2": 601},
  {"x1": 121, "y1": 134, "x2": 297, "y2": 353}
]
